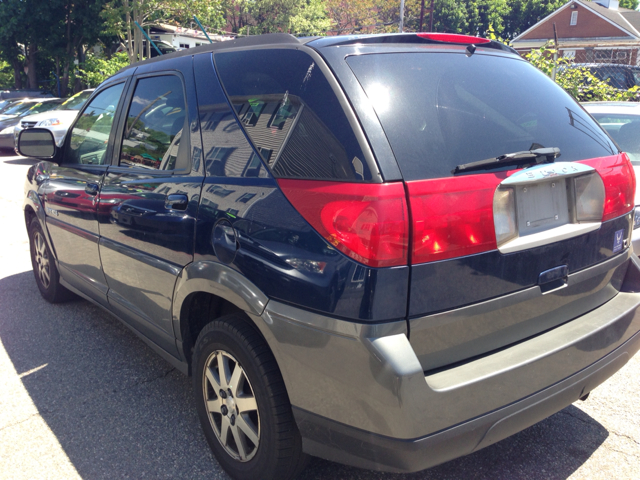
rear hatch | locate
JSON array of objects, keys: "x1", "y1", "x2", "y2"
[{"x1": 342, "y1": 43, "x2": 635, "y2": 372}]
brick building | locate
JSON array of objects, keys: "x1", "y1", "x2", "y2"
[{"x1": 511, "y1": 0, "x2": 640, "y2": 66}]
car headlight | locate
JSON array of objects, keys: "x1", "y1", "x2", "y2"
[
  {"x1": 39, "y1": 118, "x2": 63, "y2": 127},
  {"x1": 634, "y1": 207, "x2": 640, "y2": 230},
  {"x1": 0, "y1": 126, "x2": 14, "y2": 134}
]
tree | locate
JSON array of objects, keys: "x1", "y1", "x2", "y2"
[
  {"x1": 502, "y1": 0, "x2": 565, "y2": 39},
  {"x1": 76, "y1": 51, "x2": 130, "y2": 87},
  {"x1": 289, "y1": 0, "x2": 333, "y2": 35},
  {"x1": 102, "y1": 0, "x2": 225, "y2": 64},
  {"x1": 0, "y1": 0, "x2": 60, "y2": 89},
  {"x1": 619, "y1": 0, "x2": 639, "y2": 10}
]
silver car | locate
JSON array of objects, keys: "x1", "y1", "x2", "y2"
[
  {"x1": 14, "y1": 89, "x2": 94, "y2": 150},
  {"x1": 583, "y1": 101, "x2": 640, "y2": 252}
]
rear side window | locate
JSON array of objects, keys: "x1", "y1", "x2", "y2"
[
  {"x1": 214, "y1": 49, "x2": 372, "y2": 181},
  {"x1": 347, "y1": 52, "x2": 617, "y2": 181},
  {"x1": 120, "y1": 75, "x2": 188, "y2": 171}
]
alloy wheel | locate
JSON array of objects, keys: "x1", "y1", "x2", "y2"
[
  {"x1": 33, "y1": 231, "x2": 51, "y2": 289},
  {"x1": 202, "y1": 349, "x2": 260, "y2": 462}
]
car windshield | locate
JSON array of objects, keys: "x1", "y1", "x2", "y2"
[
  {"x1": 58, "y1": 91, "x2": 92, "y2": 110},
  {"x1": 2, "y1": 101, "x2": 35, "y2": 116},
  {"x1": 347, "y1": 52, "x2": 616, "y2": 180},
  {"x1": 589, "y1": 112, "x2": 640, "y2": 165},
  {"x1": 23, "y1": 100, "x2": 64, "y2": 116}
]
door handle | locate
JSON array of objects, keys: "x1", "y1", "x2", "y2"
[
  {"x1": 85, "y1": 183, "x2": 99, "y2": 195},
  {"x1": 165, "y1": 194, "x2": 189, "y2": 210}
]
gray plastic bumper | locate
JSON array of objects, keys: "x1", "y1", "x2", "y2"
[{"x1": 250, "y1": 255, "x2": 640, "y2": 473}]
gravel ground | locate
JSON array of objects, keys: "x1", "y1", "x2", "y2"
[{"x1": 0, "y1": 153, "x2": 639, "y2": 479}]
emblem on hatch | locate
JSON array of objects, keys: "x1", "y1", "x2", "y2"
[
  {"x1": 503, "y1": 162, "x2": 594, "y2": 185},
  {"x1": 613, "y1": 229, "x2": 624, "y2": 253}
]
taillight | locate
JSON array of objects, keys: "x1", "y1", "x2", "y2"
[
  {"x1": 416, "y1": 33, "x2": 491, "y2": 45},
  {"x1": 579, "y1": 153, "x2": 635, "y2": 222},
  {"x1": 277, "y1": 180, "x2": 409, "y2": 268},
  {"x1": 407, "y1": 175, "x2": 502, "y2": 264}
]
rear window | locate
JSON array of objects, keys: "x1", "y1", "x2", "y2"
[
  {"x1": 215, "y1": 49, "x2": 372, "y2": 181},
  {"x1": 347, "y1": 52, "x2": 617, "y2": 181}
]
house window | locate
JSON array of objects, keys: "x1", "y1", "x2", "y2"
[
  {"x1": 570, "y1": 11, "x2": 578, "y2": 26},
  {"x1": 563, "y1": 50, "x2": 576, "y2": 59},
  {"x1": 180, "y1": 43, "x2": 190, "y2": 49}
]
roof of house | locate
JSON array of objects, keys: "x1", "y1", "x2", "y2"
[{"x1": 513, "y1": 0, "x2": 640, "y2": 43}]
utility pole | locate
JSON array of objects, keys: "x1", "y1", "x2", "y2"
[
  {"x1": 399, "y1": 0, "x2": 405, "y2": 33},
  {"x1": 419, "y1": 0, "x2": 426, "y2": 31}
]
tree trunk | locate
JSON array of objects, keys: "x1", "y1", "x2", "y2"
[
  {"x1": 26, "y1": 44, "x2": 38, "y2": 90},
  {"x1": 12, "y1": 60, "x2": 22, "y2": 90},
  {"x1": 61, "y1": 0, "x2": 73, "y2": 97},
  {"x1": 74, "y1": 45, "x2": 85, "y2": 93},
  {"x1": 124, "y1": 0, "x2": 135, "y2": 63}
]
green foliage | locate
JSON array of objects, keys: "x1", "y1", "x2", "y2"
[
  {"x1": 76, "y1": 52, "x2": 130, "y2": 88},
  {"x1": 619, "y1": 0, "x2": 639, "y2": 10},
  {"x1": 526, "y1": 44, "x2": 639, "y2": 102},
  {"x1": 290, "y1": 0, "x2": 332, "y2": 35},
  {"x1": 0, "y1": 61, "x2": 14, "y2": 90}
]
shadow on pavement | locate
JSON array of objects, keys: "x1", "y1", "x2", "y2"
[{"x1": 0, "y1": 270, "x2": 608, "y2": 479}]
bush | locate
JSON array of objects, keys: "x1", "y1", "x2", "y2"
[
  {"x1": 526, "y1": 44, "x2": 639, "y2": 102},
  {"x1": 76, "y1": 52, "x2": 130, "y2": 88}
]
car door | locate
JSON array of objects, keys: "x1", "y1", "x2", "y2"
[
  {"x1": 42, "y1": 82, "x2": 127, "y2": 305},
  {"x1": 97, "y1": 59, "x2": 204, "y2": 355}
]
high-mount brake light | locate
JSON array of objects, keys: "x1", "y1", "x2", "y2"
[
  {"x1": 277, "y1": 180, "x2": 409, "y2": 268},
  {"x1": 579, "y1": 154, "x2": 635, "y2": 222},
  {"x1": 416, "y1": 33, "x2": 491, "y2": 45},
  {"x1": 407, "y1": 174, "x2": 502, "y2": 264}
]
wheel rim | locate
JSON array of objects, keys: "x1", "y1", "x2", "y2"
[
  {"x1": 33, "y1": 231, "x2": 51, "y2": 289},
  {"x1": 202, "y1": 349, "x2": 260, "y2": 462}
]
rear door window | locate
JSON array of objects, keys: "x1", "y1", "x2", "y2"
[
  {"x1": 347, "y1": 52, "x2": 617, "y2": 181},
  {"x1": 214, "y1": 49, "x2": 372, "y2": 181}
]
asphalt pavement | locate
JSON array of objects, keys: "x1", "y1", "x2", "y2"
[{"x1": 0, "y1": 153, "x2": 638, "y2": 479}]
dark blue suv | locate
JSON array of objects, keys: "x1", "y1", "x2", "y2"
[{"x1": 20, "y1": 33, "x2": 640, "y2": 479}]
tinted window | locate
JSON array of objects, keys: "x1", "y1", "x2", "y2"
[
  {"x1": 67, "y1": 83, "x2": 124, "y2": 165},
  {"x1": 120, "y1": 75, "x2": 187, "y2": 171},
  {"x1": 215, "y1": 49, "x2": 371, "y2": 181},
  {"x1": 347, "y1": 53, "x2": 617, "y2": 181}
]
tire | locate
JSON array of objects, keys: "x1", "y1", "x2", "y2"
[
  {"x1": 28, "y1": 216, "x2": 74, "y2": 303},
  {"x1": 193, "y1": 314, "x2": 309, "y2": 480}
]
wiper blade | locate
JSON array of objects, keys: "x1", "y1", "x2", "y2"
[{"x1": 451, "y1": 147, "x2": 561, "y2": 175}]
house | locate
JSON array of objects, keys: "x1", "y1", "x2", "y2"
[
  {"x1": 148, "y1": 24, "x2": 233, "y2": 50},
  {"x1": 511, "y1": 0, "x2": 640, "y2": 65}
]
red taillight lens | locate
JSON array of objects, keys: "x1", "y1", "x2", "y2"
[
  {"x1": 277, "y1": 179, "x2": 409, "y2": 268},
  {"x1": 416, "y1": 33, "x2": 491, "y2": 45},
  {"x1": 579, "y1": 153, "x2": 635, "y2": 222},
  {"x1": 407, "y1": 174, "x2": 502, "y2": 264}
]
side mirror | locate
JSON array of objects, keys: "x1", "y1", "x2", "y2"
[{"x1": 18, "y1": 128, "x2": 56, "y2": 159}]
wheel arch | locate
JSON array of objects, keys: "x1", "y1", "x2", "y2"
[{"x1": 172, "y1": 261, "x2": 270, "y2": 374}]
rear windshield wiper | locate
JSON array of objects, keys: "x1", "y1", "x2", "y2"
[{"x1": 451, "y1": 147, "x2": 561, "y2": 175}]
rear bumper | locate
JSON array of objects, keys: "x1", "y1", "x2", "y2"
[
  {"x1": 293, "y1": 328, "x2": 639, "y2": 472},
  {"x1": 253, "y1": 253, "x2": 640, "y2": 473}
]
